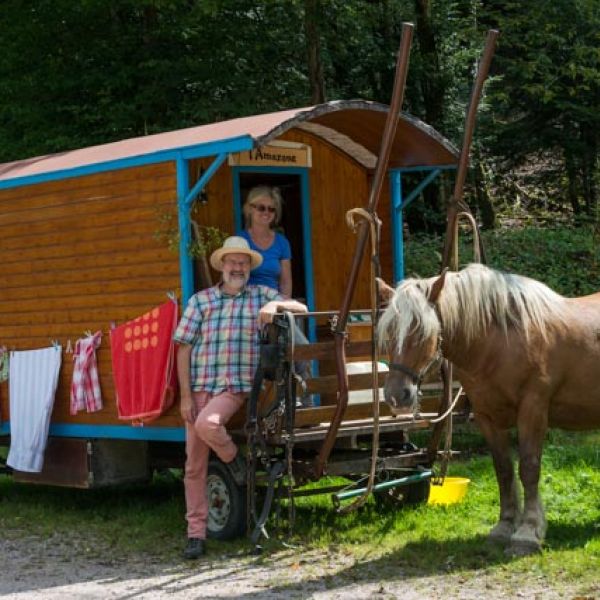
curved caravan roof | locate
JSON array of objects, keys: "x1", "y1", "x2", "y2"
[{"x1": 0, "y1": 100, "x2": 458, "y2": 188}]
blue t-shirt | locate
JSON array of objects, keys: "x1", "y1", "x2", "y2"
[{"x1": 239, "y1": 230, "x2": 291, "y2": 291}]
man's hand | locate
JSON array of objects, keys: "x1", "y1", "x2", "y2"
[
  {"x1": 258, "y1": 303, "x2": 278, "y2": 326},
  {"x1": 176, "y1": 344, "x2": 196, "y2": 424},
  {"x1": 259, "y1": 299, "x2": 308, "y2": 326},
  {"x1": 180, "y1": 393, "x2": 197, "y2": 425}
]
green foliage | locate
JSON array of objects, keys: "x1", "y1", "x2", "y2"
[
  {"x1": 0, "y1": 0, "x2": 488, "y2": 161},
  {"x1": 404, "y1": 225, "x2": 600, "y2": 296},
  {"x1": 480, "y1": 0, "x2": 600, "y2": 216},
  {"x1": 188, "y1": 221, "x2": 229, "y2": 259},
  {"x1": 154, "y1": 205, "x2": 228, "y2": 258},
  {"x1": 0, "y1": 0, "x2": 309, "y2": 161},
  {"x1": 483, "y1": 226, "x2": 600, "y2": 296},
  {"x1": 0, "y1": 0, "x2": 597, "y2": 231}
]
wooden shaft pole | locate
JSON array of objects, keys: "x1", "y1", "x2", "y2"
[
  {"x1": 441, "y1": 29, "x2": 499, "y2": 270},
  {"x1": 314, "y1": 22, "x2": 414, "y2": 479}
]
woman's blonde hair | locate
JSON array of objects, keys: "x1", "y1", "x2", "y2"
[{"x1": 243, "y1": 186, "x2": 283, "y2": 228}]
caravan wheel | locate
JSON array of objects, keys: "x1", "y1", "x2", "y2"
[{"x1": 206, "y1": 460, "x2": 247, "y2": 540}]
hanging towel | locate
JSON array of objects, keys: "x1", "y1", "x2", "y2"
[
  {"x1": 7, "y1": 346, "x2": 62, "y2": 473},
  {"x1": 70, "y1": 331, "x2": 103, "y2": 415},
  {"x1": 110, "y1": 300, "x2": 178, "y2": 424},
  {"x1": 0, "y1": 346, "x2": 9, "y2": 383},
  {"x1": 0, "y1": 346, "x2": 7, "y2": 425}
]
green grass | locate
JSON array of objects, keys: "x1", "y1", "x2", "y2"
[{"x1": 0, "y1": 431, "x2": 598, "y2": 593}]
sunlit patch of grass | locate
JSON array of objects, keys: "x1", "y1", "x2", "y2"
[
  {"x1": 0, "y1": 432, "x2": 597, "y2": 590},
  {"x1": 283, "y1": 432, "x2": 598, "y2": 587}
]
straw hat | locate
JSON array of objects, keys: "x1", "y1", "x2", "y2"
[{"x1": 210, "y1": 236, "x2": 263, "y2": 271}]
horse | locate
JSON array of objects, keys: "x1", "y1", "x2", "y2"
[{"x1": 377, "y1": 263, "x2": 600, "y2": 555}]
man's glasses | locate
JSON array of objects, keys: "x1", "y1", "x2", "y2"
[{"x1": 251, "y1": 203, "x2": 276, "y2": 214}]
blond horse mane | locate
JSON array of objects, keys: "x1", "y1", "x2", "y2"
[{"x1": 378, "y1": 263, "x2": 568, "y2": 351}]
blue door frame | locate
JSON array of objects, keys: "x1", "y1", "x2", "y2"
[{"x1": 389, "y1": 165, "x2": 456, "y2": 284}]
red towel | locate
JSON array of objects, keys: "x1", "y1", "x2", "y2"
[{"x1": 110, "y1": 300, "x2": 178, "y2": 424}]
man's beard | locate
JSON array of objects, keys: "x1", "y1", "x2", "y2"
[{"x1": 223, "y1": 271, "x2": 249, "y2": 290}]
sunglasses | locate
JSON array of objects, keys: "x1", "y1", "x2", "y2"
[{"x1": 251, "y1": 203, "x2": 276, "y2": 214}]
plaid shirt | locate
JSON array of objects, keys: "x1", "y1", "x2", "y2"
[{"x1": 173, "y1": 284, "x2": 281, "y2": 393}]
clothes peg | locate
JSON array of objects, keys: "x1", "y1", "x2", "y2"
[
  {"x1": 84, "y1": 330, "x2": 93, "y2": 338},
  {"x1": 66, "y1": 339, "x2": 73, "y2": 354},
  {"x1": 166, "y1": 291, "x2": 177, "y2": 302}
]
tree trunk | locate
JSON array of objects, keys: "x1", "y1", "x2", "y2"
[
  {"x1": 414, "y1": 0, "x2": 445, "y2": 128},
  {"x1": 305, "y1": 0, "x2": 326, "y2": 104},
  {"x1": 580, "y1": 123, "x2": 598, "y2": 218},
  {"x1": 413, "y1": 0, "x2": 446, "y2": 228},
  {"x1": 474, "y1": 159, "x2": 496, "y2": 229},
  {"x1": 564, "y1": 146, "x2": 582, "y2": 216},
  {"x1": 195, "y1": 254, "x2": 214, "y2": 290}
]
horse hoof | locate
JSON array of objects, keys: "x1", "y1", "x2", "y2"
[
  {"x1": 508, "y1": 522, "x2": 543, "y2": 556},
  {"x1": 488, "y1": 521, "x2": 514, "y2": 545},
  {"x1": 506, "y1": 540, "x2": 541, "y2": 557}
]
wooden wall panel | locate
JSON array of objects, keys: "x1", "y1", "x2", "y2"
[
  {"x1": 0, "y1": 166, "x2": 172, "y2": 203},
  {"x1": 187, "y1": 157, "x2": 235, "y2": 237},
  {"x1": 0, "y1": 131, "x2": 401, "y2": 435},
  {"x1": 0, "y1": 162, "x2": 182, "y2": 429}
]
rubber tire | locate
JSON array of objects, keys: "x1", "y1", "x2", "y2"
[
  {"x1": 375, "y1": 475, "x2": 431, "y2": 508},
  {"x1": 206, "y1": 460, "x2": 247, "y2": 540},
  {"x1": 404, "y1": 478, "x2": 431, "y2": 504}
]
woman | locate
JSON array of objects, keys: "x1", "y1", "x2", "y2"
[
  {"x1": 240, "y1": 186, "x2": 292, "y2": 297},
  {"x1": 240, "y1": 185, "x2": 313, "y2": 403}
]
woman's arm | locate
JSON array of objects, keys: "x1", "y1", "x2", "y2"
[{"x1": 279, "y1": 259, "x2": 292, "y2": 298}]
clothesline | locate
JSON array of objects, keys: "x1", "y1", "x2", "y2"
[{"x1": 1, "y1": 296, "x2": 180, "y2": 474}]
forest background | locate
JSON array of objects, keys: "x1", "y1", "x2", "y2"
[{"x1": 1, "y1": 0, "x2": 599, "y2": 294}]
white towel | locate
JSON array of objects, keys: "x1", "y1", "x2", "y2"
[{"x1": 7, "y1": 346, "x2": 62, "y2": 473}]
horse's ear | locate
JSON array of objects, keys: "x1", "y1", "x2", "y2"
[
  {"x1": 376, "y1": 277, "x2": 395, "y2": 304},
  {"x1": 428, "y1": 268, "x2": 448, "y2": 304}
]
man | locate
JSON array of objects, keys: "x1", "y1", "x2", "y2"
[{"x1": 173, "y1": 236, "x2": 307, "y2": 559}]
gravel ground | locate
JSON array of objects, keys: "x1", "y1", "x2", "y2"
[{"x1": 0, "y1": 532, "x2": 595, "y2": 599}]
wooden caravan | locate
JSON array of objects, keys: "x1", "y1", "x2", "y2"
[{"x1": 0, "y1": 100, "x2": 458, "y2": 491}]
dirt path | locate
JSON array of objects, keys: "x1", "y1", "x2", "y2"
[{"x1": 1, "y1": 532, "x2": 592, "y2": 599}]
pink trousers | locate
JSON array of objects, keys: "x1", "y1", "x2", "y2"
[{"x1": 184, "y1": 390, "x2": 245, "y2": 538}]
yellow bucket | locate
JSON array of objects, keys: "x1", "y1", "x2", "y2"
[{"x1": 428, "y1": 477, "x2": 470, "y2": 505}]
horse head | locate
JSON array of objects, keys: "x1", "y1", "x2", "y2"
[{"x1": 377, "y1": 270, "x2": 447, "y2": 415}]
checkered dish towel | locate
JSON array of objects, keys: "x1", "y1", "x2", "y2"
[{"x1": 70, "y1": 331, "x2": 103, "y2": 414}]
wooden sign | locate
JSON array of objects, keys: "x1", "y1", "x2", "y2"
[{"x1": 228, "y1": 140, "x2": 312, "y2": 168}]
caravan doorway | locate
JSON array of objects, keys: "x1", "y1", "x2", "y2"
[{"x1": 235, "y1": 171, "x2": 309, "y2": 303}]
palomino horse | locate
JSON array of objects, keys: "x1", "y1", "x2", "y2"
[{"x1": 377, "y1": 263, "x2": 600, "y2": 555}]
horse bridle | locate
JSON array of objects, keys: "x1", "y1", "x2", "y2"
[
  {"x1": 387, "y1": 354, "x2": 440, "y2": 387},
  {"x1": 386, "y1": 331, "x2": 442, "y2": 388}
]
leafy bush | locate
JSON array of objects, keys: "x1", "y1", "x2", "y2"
[{"x1": 404, "y1": 225, "x2": 600, "y2": 296}]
